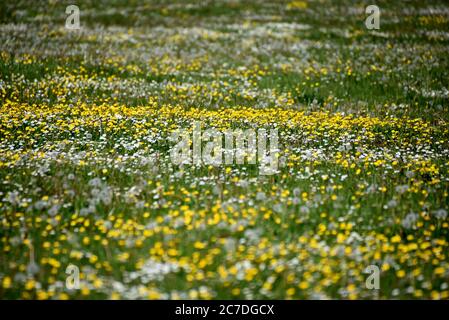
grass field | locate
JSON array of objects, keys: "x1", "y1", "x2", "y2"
[{"x1": 0, "y1": 0, "x2": 448, "y2": 299}]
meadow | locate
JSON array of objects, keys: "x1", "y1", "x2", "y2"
[{"x1": 0, "y1": 0, "x2": 448, "y2": 299}]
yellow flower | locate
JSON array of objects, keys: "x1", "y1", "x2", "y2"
[
  {"x1": 81, "y1": 286, "x2": 90, "y2": 296},
  {"x1": 434, "y1": 267, "x2": 445, "y2": 276},
  {"x1": 244, "y1": 267, "x2": 258, "y2": 281},
  {"x1": 231, "y1": 288, "x2": 240, "y2": 296},
  {"x1": 25, "y1": 279, "x2": 36, "y2": 290},
  {"x1": 2, "y1": 276, "x2": 12, "y2": 289},
  {"x1": 391, "y1": 235, "x2": 401, "y2": 243},
  {"x1": 148, "y1": 290, "x2": 161, "y2": 299},
  {"x1": 194, "y1": 241, "x2": 206, "y2": 249},
  {"x1": 298, "y1": 281, "x2": 309, "y2": 290},
  {"x1": 110, "y1": 292, "x2": 120, "y2": 300},
  {"x1": 396, "y1": 270, "x2": 406, "y2": 278},
  {"x1": 286, "y1": 1, "x2": 308, "y2": 10},
  {"x1": 37, "y1": 290, "x2": 49, "y2": 300},
  {"x1": 59, "y1": 293, "x2": 70, "y2": 300},
  {"x1": 82, "y1": 237, "x2": 90, "y2": 245}
]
